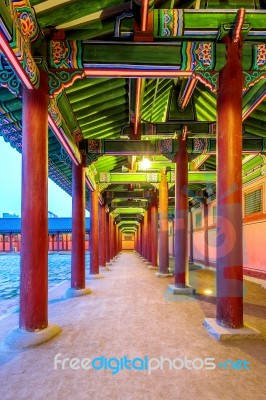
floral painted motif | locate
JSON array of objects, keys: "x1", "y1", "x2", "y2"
[
  {"x1": 193, "y1": 138, "x2": 210, "y2": 154},
  {"x1": 25, "y1": 51, "x2": 35, "y2": 79},
  {"x1": 87, "y1": 139, "x2": 103, "y2": 154},
  {"x1": 51, "y1": 41, "x2": 70, "y2": 67},
  {"x1": 10, "y1": 2, "x2": 40, "y2": 87},
  {"x1": 19, "y1": 11, "x2": 35, "y2": 39},
  {"x1": 256, "y1": 44, "x2": 266, "y2": 69},
  {"x1": 50, "y1": 40, "x2": 83, "y2": 69},
  {"x1": 143, "y1": 123, "x2": 157, "y2": 136},
  {"x1": 195, "y1": 43, "x2": 213, "y2": 67},
  {"x1": 157, "y1": 139, "x2": 172, "y2": 154},
  {"x1": 73, "y1": 128, "x2": 83, "y2": 143},
  {"x1": 182, "y1": 43, "x2": 215, "y2": 71}
]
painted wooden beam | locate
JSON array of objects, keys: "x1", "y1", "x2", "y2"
[
  {"x1": 99, "y1": 171, "x2": 216, "y2": 184},
  {"x1": 153, "y1": 9, "x2": 266, "y2": 40},
  {"x1": 84, "y1": 67, "x2": 192, "y2": 79},
  {"x1": 85, "y1": 137, "x2": 266, "y2": 157}
]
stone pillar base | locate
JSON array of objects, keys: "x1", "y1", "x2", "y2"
[
  {"x1": 100, "y1": 266, "x2": 111, "y2": 271},
  {"x1": 155, "y1": 272, "x2": 173, "y2": 278},
  {"x1": 168, "y1": 285, "x2": 195, "y2": 295},
  {"x1": 106, "y1": 262, "x2": 112, "y2": 266},
  {"x1": 65, "y1": 288, "x2": 92, "y2": 298},
  {"x1": 204, "y1": 318, "x2": 262, "y2": 341},
  {"x1": 148, "y1": 265, "x2": 158, "y2": 270},
  {"x1": 3, "y1": 323, "x2": 61, "y2": 350},
  {"x1": 87, "y1": 274, "x2": 105, "y2": 280}
]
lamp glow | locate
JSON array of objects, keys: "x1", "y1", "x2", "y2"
[
  {"x1": 139, "y1": 157, "x2": 151, "y2": 170},
  {"x1": 203, "y1": 289, "x2": 213, "y2": 296}
]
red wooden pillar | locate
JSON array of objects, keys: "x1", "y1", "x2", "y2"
[
  {"x1": 3, "y1": 235, "x2": 5, "y2": 252},
  {"x1": 216, "y1": 38, "x2": 243, "y2": 329},
  {"x1": 66, "y1": 234, "x2": 69, "y2": 251},
  {"x1": 140, "y1": 221, "x2": 143, "y2": 256},
  {"x1": 89, "y1": 185, "x2": 99, "y2": 274},
  {"x1": 118, "y1": 228, "x2": 120, "y2": 254},
  {"x1": 109, "y1": 215, "x2": 114, "y2": 260},
  {"x1": 147, "y1": 204, "x2": 152, "y2": 262},
  {"x1": 112, "y1": 221, "x2": 115, "y2": 258},
  {"x1": 119, "y1": 230, "x2": 122, "y2": 252},
  {"x1": 139, "y1": 223, "x2": 142, "y2": 255},
  {"x1": 158, "y1": 169, "x2": 169, "y2": 274},
  {"x1": 9, "y1": 233, "x2": 12, "y2": 252},
  {"x1": 20, "y1": 72, "x2": 49, "y2": 331},
  {"x1": 99, "y1": 204, "x2": 106, "y2": 268},
  {"x1": 143, "y1": 210, "x2": 148, "y2": 260},
  {"x1": 141, "y1": 219, "x2": 145, "y2": 257},
  {"x1": 203, "y1": 198, "x2": 209, "y2": 267},
  {"x1": 105, "y1": 212, "x2": 111, "y2": 264},
  {"x1": 151, "y1": 191, "x2": 158, "y2": 268},
  {"x1": 57, "y1": 232, "x2": 60, "y2": 252},
  {"x1": 138, "y1": 221, "x2": 142, "y2": 255},
  {"x1": 116, "y1": 225, "x2": 119, "y2": 255},
  {"x1": 189, "y1": 211, "x2": 194, "y2": 263},
  {"x1": 139, "y1": 226, "x2": 141, "y2": 253},
  {"x1": 174, "y1": 135, "x2": 188, "y2": 288},
  {"x1": 17, "y1": 235, "x2": 21, "y2": 252},
  {"x1": 113, "y1": 221, "x2": 117, "y2": 257},
  {"x1": 172, "y1": 219, "x2": 175, "y2": 257},
  {"x1": 113, "y1": 219, "x2": 116, "y2": 258},
  {"x1": 138, "y1": 229, "x2": 140, "y2": 253},
  {"x1": 71, "y1": 155, "x2": 86, "y2": 289}
]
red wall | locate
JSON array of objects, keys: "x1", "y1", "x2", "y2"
[
  {"x1": 191, "y1": 175, "x2": 266, "y2": 279},
  {"x1": 0, "y1": 234, "x2": 89, "y2": 253}
]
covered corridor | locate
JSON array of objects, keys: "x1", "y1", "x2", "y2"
[{"x1": 0, "y1": 251, "x2": 265, "y2": 400}]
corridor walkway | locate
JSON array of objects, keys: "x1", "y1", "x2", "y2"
[{"x1": 0, "y1": 251, "x2": 265, "y2": 400}]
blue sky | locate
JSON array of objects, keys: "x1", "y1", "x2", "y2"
[{"x1": 0, "y1": 137, "x2": 88, "y2": 218}]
